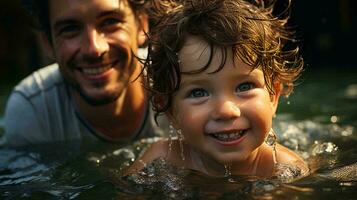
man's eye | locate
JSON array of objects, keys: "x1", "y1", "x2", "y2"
[
  {"x1": 236, "y1": 82, "x2": 255, "y2": 92},
  {"x1": 100, "y1": 18, "x2": 122, "y2": 28},
  {"x1": 188, "y1": 89, "x2": 209, "y2": 98},
  {"x1": 57, "y1": 25, "x2": 80, "y2": 37}
]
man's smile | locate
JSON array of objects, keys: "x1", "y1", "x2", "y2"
[{"x1": 75, "y1": 60, "x2": 119, "y2": 78}]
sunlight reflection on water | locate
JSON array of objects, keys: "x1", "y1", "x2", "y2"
[{"x1": 345, "y1": 84, "x2": 357, "y2": 99}]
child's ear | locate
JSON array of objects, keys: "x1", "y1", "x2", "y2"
[
  {"x1": 154, "y1": 95, "x2": 180, "y2": 128},
  {"x1": 165, "y1": 109, "x2": 180, "y2": 129},
  {"x1": 270, "y1": 82, "x2": 282, "y2": 114}
]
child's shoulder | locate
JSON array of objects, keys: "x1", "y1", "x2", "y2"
[
  {"x1": 123, "y1": 138, "x2": 169, "y2": 175},
  {"x1": 276, "y1": 143, "x2": 309, "y2": 173},
  {"x1": 139, "y1": 138, "x2": 170, "y2": 163},
  {"x1": 143, "y1": 138, "x2": 185, "y2": 165}
]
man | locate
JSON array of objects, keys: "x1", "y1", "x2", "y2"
[{"x1": 4, "y1": 0, "x2": 165, "y2": 147}]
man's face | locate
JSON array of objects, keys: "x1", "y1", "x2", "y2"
[{"x1": 48, "y1": 0, "x2": 147, "y2": 105}]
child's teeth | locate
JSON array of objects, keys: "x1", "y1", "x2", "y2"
[{"x1": 213, "y1": 131, "x2": 244, "y2": 141}]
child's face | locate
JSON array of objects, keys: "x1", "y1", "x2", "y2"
[{"x1": 169, "y1": 35, "x2": 281, "y2": 165}]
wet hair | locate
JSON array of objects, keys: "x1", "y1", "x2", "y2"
[
  {"x1": 144, "y1": 0, "x2": 304, "y2": 120},
  {"x1": 22, "y1": 0, "x2": 152, "y2": 39}
]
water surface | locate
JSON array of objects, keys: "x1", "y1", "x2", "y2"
[{"x1": 0, "y1": 68, "x2": 356, "y2": 199}]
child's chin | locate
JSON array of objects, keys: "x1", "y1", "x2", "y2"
[{"x1": 214, "y1": 153, "x2": 247, "y2": 164}]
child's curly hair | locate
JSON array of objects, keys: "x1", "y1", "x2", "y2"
[{"x1": 144, "y1": 0, "x2": 304, "y2": 120}]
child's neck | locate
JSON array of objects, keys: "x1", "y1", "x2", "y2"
[
  {"x1": 230, "y1": 144, "x2": 275, "y2": 177},
  {"x1": 188, "y1": 149, "x2": 225, "y2": 176},
  {"x1": 188, "y1": 144, "x2": 275, "y2": 177}
]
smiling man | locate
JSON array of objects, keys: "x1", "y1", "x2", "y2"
[{"x1": 4, "y1": 0, "x2": 165, "y2": 147}]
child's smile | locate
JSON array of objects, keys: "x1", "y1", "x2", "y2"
[
  {"x1": 126, "y1": 0, "x2": 309, "y2": 178},
  {"x1": 170, "y1": 35, "x2": 280, "y2": 165},
  {"x1": 207, "y1": 129, "x2": 247, "y2": 145}
]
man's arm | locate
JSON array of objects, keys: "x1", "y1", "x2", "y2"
[{"x1": 4, "y1": 92, "x2": 44, "y2": 147}]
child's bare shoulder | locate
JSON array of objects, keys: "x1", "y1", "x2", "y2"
[
  {"x1": 124, "y1": 138, "x2": 169, "y2": 175},
  {"x1": 144, "y1": 139, "x2": 170, "y2": 158},
  {"x1": 276, "y1": 144, "x2": 309, "y2": 172}
]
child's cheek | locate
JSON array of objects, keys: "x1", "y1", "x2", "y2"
[
  {"x1": 244, "y1": 100, "x2": 273, "y2": 132},
  {"x1": 175, "y1": 103, "x2": 208, "y2": 131}
]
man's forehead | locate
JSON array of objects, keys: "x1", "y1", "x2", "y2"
[
  {"x1": 47, "y1": 0, "x2": 130, "y2": 6},
  {"x1": 48, "y1": 0, "x2": 131, "y2": 11},
  {"x1": 48, "y1": 0, "x2": 132, "y2": 20}
]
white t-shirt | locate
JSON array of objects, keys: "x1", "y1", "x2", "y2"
[{"x1": 4, "y1": 63, "x2": 164, "y2": 147}]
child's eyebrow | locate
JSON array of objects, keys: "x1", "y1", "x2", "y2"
[
  {"x1": 180, "y1": 78, "x2": 210, "y2": 88},
  {"x1": 179, "y1": 70, "x2": 263, "y2": 88}
]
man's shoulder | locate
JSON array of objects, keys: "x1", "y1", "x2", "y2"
[{"x1": 13, "y1": 63, "x2": 65, "y2": 98}]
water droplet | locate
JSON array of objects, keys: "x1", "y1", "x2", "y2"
[
  {"x1": 265, "y1": 129, "x2": 277, "y2": 147},
  {"x1": 177, "y1": 129, "x2": 185, "y2": 161},
  {"x1": 169, "y1": 124, "x2": 174, "y2": 152},
  {"x1": 224, "y1": 165, "x2": 232, "y2": 177},
  {"x1": 330, "y1": 115, "x2": 338, "y2": 123}
]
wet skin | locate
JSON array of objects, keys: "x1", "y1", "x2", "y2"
[
  {"x1": 126, "y1": 35, "x2": 308, "y2": 177},
  {"x1": 167, "y1": 35, "x2": 281, "y2": 174}
]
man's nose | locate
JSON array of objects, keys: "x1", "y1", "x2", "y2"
[
  {"x1": 82, "y1": 27, "x2": 109, "y2": 58},
  {"x1": 212, "y1": 99, "x2": 241, "y2": 121}
]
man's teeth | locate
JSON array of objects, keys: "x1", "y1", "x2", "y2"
[
  {"x1": 82, "y1": 66, "x2": 111, "y2": 75},
  {"x1": 212, "y1": 130, "x2": 245, "y2": 141}
]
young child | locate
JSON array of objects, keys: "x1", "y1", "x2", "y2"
[{"x1": 127, "y1": 0, "x2": 309, "y2": 178}]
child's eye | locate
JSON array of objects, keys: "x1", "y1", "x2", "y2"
[
  {"x1": 236, "y1": 82, "x2": 255, "y2": 92},
  {"x1": 188, "y1": 88, "x2": 209, "y2": 98}
]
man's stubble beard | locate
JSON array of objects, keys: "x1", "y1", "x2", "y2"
[
  {"x1": 67, "y1": 77, "x2": 129, "y2": 106},
  {"x1": 64, "y1": 50, "x2": 137, "y2": 106},
  {"x1": 77, "y1": 85, "x2": 122, "y2": 106}
]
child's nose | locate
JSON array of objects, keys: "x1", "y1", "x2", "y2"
[{"x1": 212, "y1": 100, "x2": 241, "y2": 121}]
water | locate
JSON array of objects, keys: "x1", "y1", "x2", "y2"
[{"x1": 0, "y1": 68, "x2": 357, "y2": 199}]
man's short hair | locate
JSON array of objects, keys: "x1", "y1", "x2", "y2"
[{"x1": 22, "y1": 0, "x2": 150, "y2": 38}]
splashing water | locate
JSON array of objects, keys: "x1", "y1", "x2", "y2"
[
  {"x1": 224, "y1": 165, "x2": 232, "y2": 177},
  {"x1": 177, "y1": 129, "x2": 185, "y2": 161}
]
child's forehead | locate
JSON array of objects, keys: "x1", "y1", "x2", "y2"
[
  {"x1": 180, "y1": 35, "x2": 209, "y2": 53},
  {"x1": 178, "y1": 35, "x2": 246, "y2": 73},
  {"x1": 178, "y1": 36, "x2": 211, "y2": 71}
]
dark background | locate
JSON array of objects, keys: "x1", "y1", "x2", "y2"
[{"x1": 0, "y1": 0, "x2": 356, "y2": 85}]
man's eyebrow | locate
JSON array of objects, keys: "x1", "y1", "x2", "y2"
[
  {"x1": 97, "y1": 8, "x2": 126, "y2": 19},
  {"x1": 53, "y1": 9, "x2": 127, "y2": 30},
  {"x1": 53, "y1": 19, "x2": 78, "y2": 31}
]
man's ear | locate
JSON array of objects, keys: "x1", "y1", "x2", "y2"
[
  {"x1": 39, "y1": 32, "x2": 54, "y2": 59},
  {"x1": 270, "y1": 82, "x2": 282, "y2": 115},
  {"x1": 137, "y1": 13, "x2": 148, "y2": 47}
]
